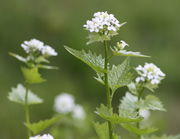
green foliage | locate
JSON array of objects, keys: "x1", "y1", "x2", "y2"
[
  {"x1": 9, "y1": 52, "x2": 27, "y2": 63},
  {"x1": 111, "y1": 49, "x2": 150, "y2": 58},
  {"x1": 143, "y1": 95, "x2": 166, "y2": 111},
  {"x1": 21, "y1": 67, "x2": 46, "y2": 84},
  {"x1": 25, "y1": 115, "x2": 62, "y2": 135},
  {"x1": 95, "y1": 58, "x2": 133, "y2": 93},
  {"x1": 119, "y1": 92, "x2": 139, "y2": 119},
  {"x1": 145, "y1": 134, "x2": 180, "y2": 139},
  {"x1": 121, "y1": 124, "x2": 158, "y2": 135},
  {"x1": 96, "y1": 104, "x2": 142, "y2": 124},
  {"x1": 8, "y1": 84, "x2": 43, "y2": 105},
  {"x1": 93, "y1": 122, "x2": 109, "y2": 139},
  {"x1": 64, "y1": 46, "x2": 105, "y2": 73},
  {"x1": 86, "y1": 32, "x2": 111, "y2": 45}
]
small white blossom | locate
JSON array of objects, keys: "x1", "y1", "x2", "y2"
[
  {"x1": 118, "y1": 40, "x2": 129, "y2": 49},
  {"x1": 83, "y1": 11, "x2": 123, "y2": 34},
  {"x1": 29, "y1": 134, "x2": 54, "y2": 139},
  {"x1": 139, "y1": 109, "x2": 150, "y2": 120},
  {"x1": 21, "y1": 39, "x2": 44, "y2": 53},
  {"x1": 135, "y1": 63, "x2": 165, "y2": 85},
  {"x1": 21, "y1": 39, "x2": 58, "y2": 56},
  {"x1": 54, "y1": 93, "x2": 75, "y2": 114},
  {"x1": 42, "y1": 45, "x2": 58, "y2": 56},
  {"x1": 72, "y1": 105, "x2": 86, "y2": 120}
]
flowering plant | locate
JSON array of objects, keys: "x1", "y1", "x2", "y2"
[
  {"x1": 8, "y1": 39, "x2": 58, "y2": 138},
  {"x1": 65, "y1": 11, "x2": 180, "y2": 139}
]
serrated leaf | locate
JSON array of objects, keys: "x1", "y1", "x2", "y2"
[
  {"x1": 9, "y1": 52, "x2": 27, "y2": 63},
  {"x1": 8, "y1": 84, "x2": 43, "y2": 105},
  {"x1": 121, "y1": 124, "x2": 158, "y2": 135},
  {"x1": 145, "y1": 134, "x2": 180, "y2": 139},
  {"x1": 108, "y1": 58, "x2": 133, "y2": 92},
  {"x1": 119, "y1": 92, "x2": 140, "y2": 119},
  {"x1": 143, "y1": 95, "x2": 166, "y2": 111},
  {"x1": 96, "y1": 104, "x2": 142, "y2": 124},
  {"x1": 64, "y1": 46, "x2": 105, "y2": 73},
  {"x1": 127, "y1": 82, "x2": 137, "y2": 95},
  {"x1": 25, "y1": 115, "x2": 62, "y2": 134},
  {"x1": 93, "y1": 122, "x2": 109, "y2": 139},
  {"x1": 95, "y1": 58, "x2": 133, "y2": 92},
  {"x1": 144, "y1": 82, "x2": 158, "y2": 92},
  {"x1": 21, "y1": 67, "x2": 46, "y2": 84}
]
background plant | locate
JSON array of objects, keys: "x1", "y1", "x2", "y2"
[{"x1": 8, "y1": 39, "x2": 58, "y2": 138}]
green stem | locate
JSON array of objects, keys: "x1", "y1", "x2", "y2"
[
  {"x1": 137, "y1": 86, "x2": 144, "y2": 139},
  {"x1": 103, "y1": 40, "x2": 113, "y2": 139},
  {"x1": 24, "y1": 82, "x2": 31, "y2": 138}
]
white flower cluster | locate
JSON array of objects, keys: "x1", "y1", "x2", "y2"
[
  {"x1": 83, "y1": 11, "x2": 122, "y2": 34},
  {"x1": 135, "y1": 63, "x2": 165, "y2": 85},
  {"x1": 21, "y1": 39, "x2": 58, "y2": 56},
  {"x1": 54, "y1": 93, "x2": 86, "y2": 120},
  {"x1": 29, "y1": 134, "x2": 53, "y2": 139}
]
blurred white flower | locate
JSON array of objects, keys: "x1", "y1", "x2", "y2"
[
  {"x1": 139, "y1": 109, "x2": 150, "y2": 120},
  {"x1": 54, "y1": 93, "x2": 75, "y2": 114},
  {"x1": 72, "y1": 105, "x2": 86, "y2": 120},
  {"x1": 29, "y1": 134, "x2": 54, "y2": 139},
  {"x1": 83, "y1": 11, "x2": 124, "y2": 34},
  {"x1": 118, "y1": 40, "x2": 129, "y2": 49},
  {"x1": 135, "y1": 63, "x2": 165, "y2": 85},
  {"x1": 21, "y1": 39, "x2": 58, "y2": 56},
  {"x1": 21, "y1": 39, "x2": 44, "y2": 53},
  {"x1": 42, "y1": 45, "x2": 58, "y2": 56}
]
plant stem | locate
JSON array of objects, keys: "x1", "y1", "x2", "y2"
[
  {"x1": 103, "y1": 40, "x2": 113, "y2": 139},
  {"x1": 25, "y1": 82, "x2": 31, "y2": 138},
  {"x1": 136, "y1": 86, "x2": 144, "y2": 139}
]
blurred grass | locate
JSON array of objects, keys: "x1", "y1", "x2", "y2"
[{"x1": 0, "y1": 0, "x2": 180, "y2": 138}]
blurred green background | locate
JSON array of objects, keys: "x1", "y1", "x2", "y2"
[{"x1": 0, "y1": 0, "x2": 180, "y2": 138}]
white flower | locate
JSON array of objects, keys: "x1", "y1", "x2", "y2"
[
  {"x1": 29, "y1": 134, "x2": 54, "y2": 139},
  {"x1": 42, "y1": 45, "x2": 58, "y2": 56},
  {"x1": 21, "y1": 39, "x2": 58, "y2": 56},
  {"x1": 135, "y1": 63, "x2": 165, "y2": 85},
  {"x1": 118, "y1": 40, "x2": 129, "y2": 49},
  {"x1": 139, "y1": 109, "x2": 150, "y2": 120},
  {"x1": 83, "y1": 11, "x2": 123, "y2": 34},
  {"x1": 54, "y1": 93, "x2": 75, "y2": 114},
  {"x1": 21, "y1": 39, "x2": 44, "y2": 53},
  {"x1": 72, "y1": 105, "x2": 86, "y2": 120}
]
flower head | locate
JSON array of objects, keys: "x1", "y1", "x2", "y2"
[
  {"x1": 83, "y1": 11, "x2": 123, "y2": 35},
  {"x1": 21, "y1": 39, "x2": 44, "y2": 53},
  {"x1": 72, "y1": 105, "x2": 86, "y2": 120},
  {"x1": 135, "y1": 63, "x2": 165, "y2": 85},
  {"x1": 54, "y1": 93, "x2": 75, "y2": 114},
  {"x1": 29, "y1": 134, "x2": 54, "y2": 139},
  {"x1": 42, "y1": 45, "x2": 58, "y2": 56},
  {"x1": 21, "y1": 39, "x2": 58, "y2": 57}
]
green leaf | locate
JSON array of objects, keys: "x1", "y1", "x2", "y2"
[
  {"x1": 96, "y1": 104, "x2": 142, "y2": 124},
  {"x1": 25, "y1": 115, "x2": 62, "y2": 134},
  {"x1": 119, "y1": 92, "x2": 139, "y2": 119},
  {"x1": 95, "y1": 58, "x2": 133, "y2": 92},
  {"x1": 38, "y1": 65, "x2": 58, "y2": 70},
  {"x1": 8, "y1": 84, "x2": 43, "y2": 105},
  {"x1": 9, "y1": 52, "x2": 27, "y2": 63},
  {"x1": 21, "y1": 67, "x2": 46, "y2": 84},
  {"x1": 108, "y1": 58, "x2": 133, "y2": 92},
  {"x1": 64, "y1": 46, "x2": 105, "y2": 73},
  {"x1": 35, "y1": 56, "x2": 50, "y2": 64},
  {"x1": 127, "y1": 82, "x2": 137, "y2": 95},
  {"x1": 143, "y1": 95, "x2": 166, "y2": 111},
  {"x1": 111, "y1": 49, "x2": 150, "y2": 58},
  {"x1": 121, "y1": 124, "x2": 158, "y2": 135},
  {"x1": 145, "y1": 134, "x2": 180, "y2": 139},
  {"x1": 93, "y1": 122, "x2": 109, "y2": 139},
  {"x1": 86, "y1": 33, "x2": 111, "y2": 45}
]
